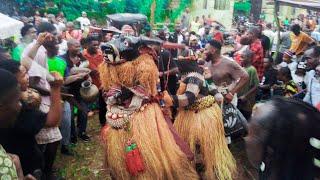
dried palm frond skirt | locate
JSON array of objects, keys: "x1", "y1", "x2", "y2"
[
  {"x1": 174, "y1": 96, "x2": 236, "y2": 180},
  {"x1": 102, "y1": 103, "x2": 199, "y2": 180}
]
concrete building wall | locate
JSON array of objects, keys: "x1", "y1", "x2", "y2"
[
  {"x1": 190, "y1": 0, "x2": 235, "y2": 30},
  {"x1": 262, "y1": 0, "x2": 308, "y2": 23}
]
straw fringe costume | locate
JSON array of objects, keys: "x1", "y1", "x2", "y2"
[
  {"x1": 166, "y1": 70, "x2": 236, "y2": 180},
  {"x1": 99, "y1": 37, "x2": 198, "y2": 180}
]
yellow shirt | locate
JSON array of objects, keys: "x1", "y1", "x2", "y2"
[{"x1": 289, "y1": 32, "x2": 314, "y2": 55}]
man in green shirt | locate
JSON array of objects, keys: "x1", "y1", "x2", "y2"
[
  {"x1": 47, "y1": 56, "x2": 67, "y2": 77},
  {"x1": 45, "y1": 38, "x2": 67, "y2": 77},
  {"x1": 283, "y1": 17, "x2": 290, "y2": 27},
  {"x1": 11, "y1": 25, "x2": 37, "y2": 62}
]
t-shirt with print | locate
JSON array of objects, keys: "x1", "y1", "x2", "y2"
[
  {"x1": 0, "y1": 145, "x2": 18, "y2": 180},
  {"x1": 284, "y1": 80, "x2": 298, "y2": 97},
  {"x1": 0, "y1": 105, "x2": 47, "y2": 175}
]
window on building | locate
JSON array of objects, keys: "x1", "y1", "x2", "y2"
[{"x1": 214, "y1": 0, "x2": 230, "y2": 10}]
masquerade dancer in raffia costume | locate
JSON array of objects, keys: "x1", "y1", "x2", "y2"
[
  {"x1": 163, "y1": 60, "x2": 236, "y2": 179},
  {"x1": 99, "y1": 36, "x2": 198, "y2": 179}
]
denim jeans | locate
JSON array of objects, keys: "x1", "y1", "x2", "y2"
[{"x1": 60, "y1": 102, "x2": 71, "y2": 146}]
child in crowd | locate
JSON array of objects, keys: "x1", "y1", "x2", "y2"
[
  {"x1": 258, "y1": 56, "x2": 278, "y2": 100},
  {"x1": 274, "y1": 67, "x2": 298, "y2": 97}
]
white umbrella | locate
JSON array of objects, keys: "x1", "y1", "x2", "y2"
[{"x1": 0, "y1": 13, "x2": 24, "y2": 39}]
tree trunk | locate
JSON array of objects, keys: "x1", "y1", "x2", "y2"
[
  {"x1": 250, "y1": 0, "x2": 263, "y2": 22},
  {"x1": 150, "y1": 0, "x2": 156, "y2": 25}
]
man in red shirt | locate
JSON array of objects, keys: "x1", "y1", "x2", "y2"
[
  {"x1": 83, "y1": 36, "x2": 103, "y2": 87},
  {"x1": 241, "y1": 27, "x2": 264, "y2": 81},
  {"x1": 83, "y1": 36, "x2": 107, "y2": 126},
  {"x1": 213, "y1": 26, "x2": 224, "y2": 44}
]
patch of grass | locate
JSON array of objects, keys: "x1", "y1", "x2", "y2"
[
  {"x1": 54, "y1": 113, "x2": 254, "y2": 179},
  {"x1": 55, "y1": 114, "x2": 111, "y2": 180}
]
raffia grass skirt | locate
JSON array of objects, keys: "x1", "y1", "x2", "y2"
[
  {"x1": 174, "y1": 103, "x2": 236, "y2": 180},
  {"x1": 103, "y1": 103, "x2": 199, "y2": 180}
]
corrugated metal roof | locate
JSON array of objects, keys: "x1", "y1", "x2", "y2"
[{"x1": 277, "y1": 0, "x2": 320, "y2": 10}]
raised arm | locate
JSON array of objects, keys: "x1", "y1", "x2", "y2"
[
  {"x1": 165, "y1": 73, "x2": 204, "y2": 108},
  {"x1": 45, "y1": 73, "x2": 63, "y2": 127}
]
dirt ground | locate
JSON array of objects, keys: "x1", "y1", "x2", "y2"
[{"x1": 55, "y1": 114, "x2": 256, "y2": 180}]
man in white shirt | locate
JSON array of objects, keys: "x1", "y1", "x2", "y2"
[
  {"x1": 311, "y1": 26, "x2": 320, "y2": 43},
  {"x1": 263, "y1": 23, "x2": 275, "y2": 44},
  {"x1": 21, "y1": 23, "x2": 63, "y2": 178},
  {"x1": 76, "y1": 12, "x2": 90, "y2": 31},
  {"x1": 304, "y1": 65, "x2": 320, "y2": 108},
  {"x1": 304, "y1": 47, "x2": 320, "y2": 88}
]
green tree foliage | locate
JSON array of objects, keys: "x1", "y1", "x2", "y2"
[
  {"x1": 125, "y1": 0, "x2": 140, "y2": 13},
  {"x1": 51, "y1": 0, "x2": 101, "y2": 21},
  {"x1": 155, "y1": 0, "x2": 169, "y2": 22},
  {"x1": 169, "y1": 0, "x2": 192, "y2": 22},
  {"x1": 15, "y1": 0, "x2": 46, "y2": 16},
  {"x1": 16, "y1": 0, "x2": 193, "y2": 24}
]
